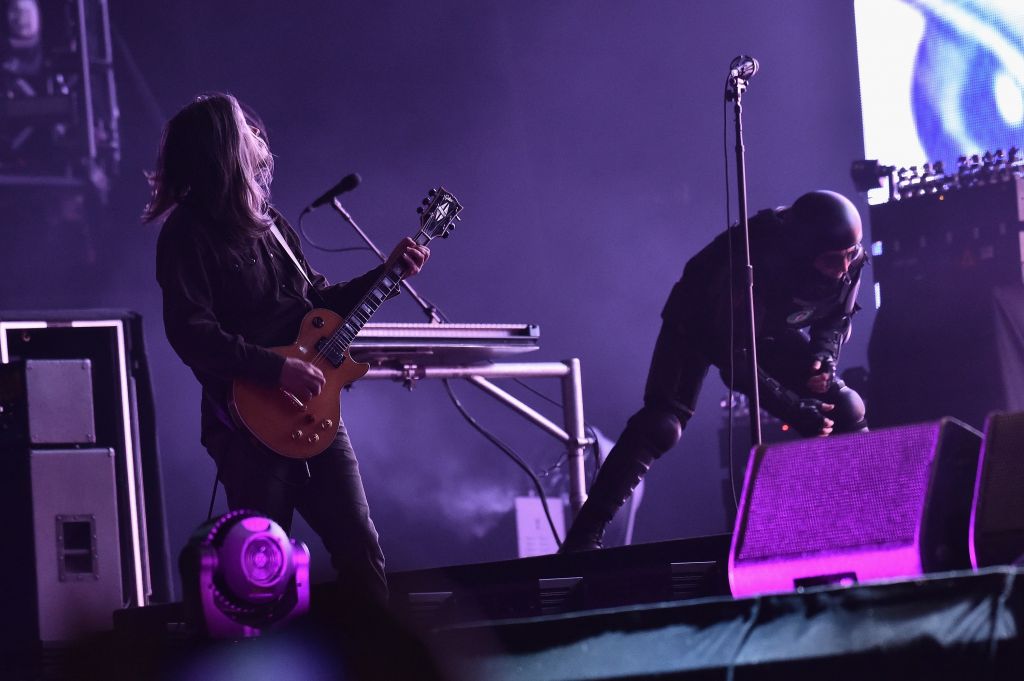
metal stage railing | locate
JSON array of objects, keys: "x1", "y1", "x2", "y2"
[{"x1": 360, "y1": 358, "x2": 593, "y2": 516}]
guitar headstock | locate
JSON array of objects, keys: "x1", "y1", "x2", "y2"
[{"x1": 418, "y1": 187, "x2": 463, "y2": 241}]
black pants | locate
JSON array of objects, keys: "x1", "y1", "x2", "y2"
[
  {"x1": 203, "y1": 419, "x2": 388, "y2": 604},
  {"x1": 562, "y1": 321, "x2": 866, "y2": 550},
  {"x1": 644, "y1": 323, "x2": 866, "y2": 433}
]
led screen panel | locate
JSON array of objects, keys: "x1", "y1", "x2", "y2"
[{"x1": 855, "y1": 0, "x2": 1024, "y2": 202}]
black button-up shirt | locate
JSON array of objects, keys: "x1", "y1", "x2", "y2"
[{"x1": 156, "y1": 202, "x2": 385, "y2": 431}]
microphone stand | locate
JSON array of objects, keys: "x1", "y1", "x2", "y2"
[
  {"x1": 726, "y1": 71, "x2": 762, "y2": 447},
  {"x1": 329, "y1": 197, "x2": 446, "y2": 323}
]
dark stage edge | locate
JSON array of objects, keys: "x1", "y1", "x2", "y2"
[
  {"x1": 386, "y1": 534, "x2": 732, "y2": 623},
  {"x1": 432, "y1": 566, "x2": 1024, "y2": 681},
  {"x1": 49, "y1": 538, "x2": 1024, "y2": 680}
]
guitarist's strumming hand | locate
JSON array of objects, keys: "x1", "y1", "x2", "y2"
[
  {"x1": 387, "y1": 237, "x2": 430, "y2": 277},
  {"x1": 280, "y1": 356, "x2": 326, "y2": 402}
]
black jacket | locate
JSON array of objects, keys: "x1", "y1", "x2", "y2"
[
  {"x1": 661, "y1": 208, "x2": 866, "y2": 395},
  {"x1": 155, "y1": 203, "x2": 384, "y2": 431}
]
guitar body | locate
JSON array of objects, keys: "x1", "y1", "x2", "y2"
[
  {"x1": 231, "y1": 308, "x2": 369, "y2": 459},
  {"x1": 229, "y1": 186, "x2": 462, "y2": 459}
]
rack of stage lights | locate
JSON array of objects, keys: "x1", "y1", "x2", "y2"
[
  {"x1": 0, "y1": 0, "x2": 121, "y2": 198},
  {"x1": 854, "y1": 147, "x2": 1024, "y2": 204}
]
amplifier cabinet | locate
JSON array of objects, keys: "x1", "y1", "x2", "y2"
[
  {"x1": 0, "y1": 310, "x2": 173, "y2": 606},
  {"x1": 30, "y1": 449, "x2": 124, "y2": 642},
  {"x1": 0, "y1": 359, "x2": 96, "y2": 445},
  {"x1": 0, "y1": 448, "x2": 124, "y2": 646},
  {"x1": 870, "y1": 176, "x2": 1024, "y2": 300}
]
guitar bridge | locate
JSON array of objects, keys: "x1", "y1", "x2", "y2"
[
  {"x1": 315, "y1": 337, "x2": 346, "y2": 368},
  {"x1": 279, "y1": 388, "x2": 305, "y2": 409}
]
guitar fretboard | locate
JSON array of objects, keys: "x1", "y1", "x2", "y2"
[{"x1": 331, "y1": 231, "x2": 431, "y2": 353}]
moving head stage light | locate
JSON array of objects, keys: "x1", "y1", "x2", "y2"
[{"x1": 179, "y1": 509, "x2": 310, "y2": 638}]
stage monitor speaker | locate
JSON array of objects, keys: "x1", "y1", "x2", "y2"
[
  {"x1": 0, "y1": 449, "x2": 124, "y2": 647},
  {"x1": 729, "y1": 418, "x2": 982, "y2": 598},
  {"x1": 0, "y1": 359, "x2": 97, "y2": 445},
  {"x1": 970, "y1": 411, "x2": 1024, "y2": 568}
]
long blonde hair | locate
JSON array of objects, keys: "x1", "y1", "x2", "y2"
[{"x1": 143, "y1": 93, "x2": 274, "y2": 239}]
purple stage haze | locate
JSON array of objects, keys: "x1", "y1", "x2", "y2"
[{"x1": 0, "y1": 1, "x2": 868, "y2": 595}]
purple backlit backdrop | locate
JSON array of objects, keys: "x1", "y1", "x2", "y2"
[{"x1": 0, "y1": 1, "x2": 867, "y2": 592}]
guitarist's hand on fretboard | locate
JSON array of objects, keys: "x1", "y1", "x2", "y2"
[
  {"x1": 280, "y1": 356, "x2": 325, "y2": 402},
  {"x1": 387, "y1": 237, "x2": 431, "y2": 277}
]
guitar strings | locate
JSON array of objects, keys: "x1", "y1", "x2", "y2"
[
  {"x1": 308, "y1": 274, "x2": 393, "y2": 364},
  {"x1": 308, "y1": 277, "x2": 402, "y2": 367},
  {"x1": 307, "y1": 227, "x2": 434, "y2": 367}
]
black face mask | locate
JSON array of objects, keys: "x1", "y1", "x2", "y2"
[
  {"x1": 792, "y1": 243, "x2": 862, "y2": 301},
  {"x1": 789, "y1": 267, "x2": 834, "y2": 302}
]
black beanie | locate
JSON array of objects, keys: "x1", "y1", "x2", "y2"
[{"x1": 784, "y1": 190, "x2": 862, "y2": 256}]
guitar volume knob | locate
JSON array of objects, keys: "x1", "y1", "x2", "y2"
[
  {"x1": 307, "y1": 433, "x2": 320, "y2": 444},
  {"x1": 321, "y1": 419, "x2": 334, "y2": 430},
  {"x1": 292, "y1": 429, "x2": 304, "y2": 440}
]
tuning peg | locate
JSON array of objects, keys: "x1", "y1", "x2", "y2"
[
  {"x1": 455, "y1": 215, "x2": 462, "y2": 221},
  {"x1": 428, "y1": 189, "x2": 437, "y2": 197},
  {"x1": 422, "y1": 198, "x2": 430, "y2": 206}
]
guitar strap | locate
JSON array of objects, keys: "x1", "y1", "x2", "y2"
[{"x1": 268, "y1": 221, "x2": 316, "y2": 290}]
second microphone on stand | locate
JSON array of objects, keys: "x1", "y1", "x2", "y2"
[{"x1": 305, "y1": 172, "x2": 362, "y2": 212}]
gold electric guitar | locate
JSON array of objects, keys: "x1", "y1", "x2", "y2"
[{"x1": 230, "y1": 187, "x2": 463, "y2": 458}]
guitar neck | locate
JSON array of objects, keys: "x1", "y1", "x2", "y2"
[{"x1": 332, "y1": 230, "x2": 431, "y2": 352}]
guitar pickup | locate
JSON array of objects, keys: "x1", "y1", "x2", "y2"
[{"x1": 315, "y1": 337, "x2": 346, "y2": 368}]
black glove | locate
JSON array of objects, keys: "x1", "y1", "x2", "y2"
[
  {"x1": 783, "y1": 398, "x2": 832, "y2": 436},
  {"x1": 810, "y1": 356, "x2": 836, "y2": 392}
]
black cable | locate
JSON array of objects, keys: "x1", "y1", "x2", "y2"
[
  {"x1": 298, "y1": 208, "x2": 375, "y2": 254},
  {"x1": 299, "y1": 201, "x2": 558, "y2": 542},
  {"x1": 443, "y1": 379, "x2": 563, "y2": 548},
  {"x1": 724, "y1": 79, "x2": 739, "y2": 512},
  {"x1": 207, "y1": 472, "x2": 219, "y2": 521},
  {"x1": 297, "y1": 206, "x2": 457, "y2": 324},
  {"x1": 537, "y1": 453, "x2": 568, "y2": 479},
  {"x1": 511, "y1": 378, "x2": 603, "y2": 484},
  {"x1": 512, "y1": 377, "x2": 563, "y2": 409}
]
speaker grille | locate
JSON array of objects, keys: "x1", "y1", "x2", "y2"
[
  {"x1": 736, "y1": 423, "x2": 940, "y2": 561},
  {"x1": 977, "y1": 413, "x2": 1024, "y2": 532}
]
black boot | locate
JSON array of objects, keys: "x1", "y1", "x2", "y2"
[{"x1": 559, "y1": 447, "x2": 654, "y2": 553}]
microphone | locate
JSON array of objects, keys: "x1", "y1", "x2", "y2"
[
  {"x1": 307, "y1": 172, "x2": 361, "y2": 210},
  {"x1": 728, "y1": 55, "x2": 759, "y2": 80}
]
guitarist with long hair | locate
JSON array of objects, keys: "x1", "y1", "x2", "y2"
[{"x1": 146, "y1": 93, "x2": 429, "y2": 603}]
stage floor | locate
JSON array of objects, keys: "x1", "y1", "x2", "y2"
[
  {"x1": 432, "y1": 565, "x2": 1024, "y2": 680},
  {"x1": 12, "y1": 540, "x2": 1024, "y2": 680}
]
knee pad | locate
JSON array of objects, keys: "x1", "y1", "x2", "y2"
[
  {"x1": 622, "y1": 405, "x2": 685, "y2": 458},
  {"x1": 831, "y1": 385, "x2": 868, "y2": 433}
]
